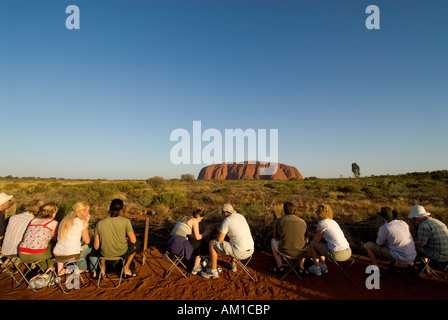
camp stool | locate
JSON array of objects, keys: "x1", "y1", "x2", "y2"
[
  {"x1": 52, "y1": 256, "x2": 89, "y2": 294},
  {"x1": 230, "y1": 255, "x2": 256, "y2": 282},
  {"x1": 163, "y1": 251, "x2": 189, "y2": 279},
  {"x1": 0, "y1": 255, "x2": 24, "y2": 288},
  {"x1": 14, "y1": 258, "x2": 50, "y2": 291},
  {"x1": 97, "y1": 256, "x2": 125, "y2": 289},
  {"x1": 278, "y1": 252, "x2": 304, "y2": 281},
  {"x1": 327, "y1": 256, "x2": 355, "y2": 283},
  {"x1": 418, "y1": 257, "x2": 448, "y2": 282}
]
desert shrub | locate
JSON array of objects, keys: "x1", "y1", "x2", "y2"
[
  {"x1": 146, "y1": 176, "x2": 166, "y2": 189},
  {"x1": 48, "y1": 182, "x2": 63, "y2": 189},
  {"x1": 181, "y1": 174, "x2": 195, "y2": 182},
  {"x1": 3, "y1": 183, "x2": 20, "y2": 191},
  {"x1": 264, "y1": 181, "x2": 301, "y2": 194},
  {"x1": 136, "y1": 191, "x2": 155, "y2": 208},
  {"x1": 336, "y1": 182, "x2": 361, "y2": 193},
  {"x1": 150, "y1": 203, "x2": 171, "y2": 222},
  {"x1": 212, "y1": 187, "x2": 231, "y2": 193},
  {"x1": 33, "y1": 183, "x2": 50, "y2": 193},
  {"x1": 240, "y1": 201, "x2": 264, "y2": 223},
  {"x1": 152, "y1": 191, "x2": 187, "y2": 209},
  {"x1": 361, "y1": 185, "x2": 381, "y2": 196}
]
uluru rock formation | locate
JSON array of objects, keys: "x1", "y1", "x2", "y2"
[{"x1": 197, "y1": 161, "x2": 303, "y2": 180}]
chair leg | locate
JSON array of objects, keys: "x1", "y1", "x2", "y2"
[
  {"x1": 280, "y1": 257, "x2": 303, "y2": 281},
  {"x1": 163, "y1": 253, "x2": 188, "y2": 279},
  {"x1": 421, "y1": 259, "x2": 448, "y2": 282},
  {"x1": 53, "y1": 259, "x2": 87, "y2": 294},
  {"x1": 329, "y1": 257, "x2": 354, "y2": 283},
  {"x1": 97, "y1": 257, "x2": 125, "y2": 289},
  {"x1": 0, "y1": 256, "x2": 17, "y2": 283},
  {"x1": 231, "y1": 256, "x2": 256, "y2": 282},
  {"x1": 14, "y1": 259, "x2": 49, "y2": 291}
]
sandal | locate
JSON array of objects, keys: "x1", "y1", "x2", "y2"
[
  {"x1": 123, "y1": 272, "x2": 138, "y2": 279},
  {"x1": 270, "y1": 265, "x2": 285, "y2": 274},
  {"x1": 298, "y1": 267, "x2": 309, "y2": 275}
]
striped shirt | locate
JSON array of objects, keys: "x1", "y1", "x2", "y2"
[{"x1": 1, "y1": 212, "x2": 34, "y2": 256}]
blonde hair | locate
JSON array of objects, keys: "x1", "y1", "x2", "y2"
[
  {"x1": 58, "y1": 201, "x2": 89, "y2": 241},
  {"x1": 35, "y1": 203, "x2": 58, "y2": 219},
  {"x1": 316, "y1": 204, "x2": 333, "y2": 220}
]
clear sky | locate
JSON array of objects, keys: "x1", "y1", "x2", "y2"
[{"x1": 1, "y1": 0, "x2": 447, "y2": 180}]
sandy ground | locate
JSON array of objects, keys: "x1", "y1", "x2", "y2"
[
  {"x1": 1, "y1": 249, "x2": 447, "y2": 301},
  {"x1": 1, "y1": 227, "x2": 447, "y2": 320}
]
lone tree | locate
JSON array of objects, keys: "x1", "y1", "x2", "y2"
[{"x1": 351, "y1": 162, "x2": 360, "y2": 178}]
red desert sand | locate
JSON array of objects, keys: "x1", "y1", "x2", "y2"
[{"x1": 1, "y1": 245, "x2": 447, "y2": 301}]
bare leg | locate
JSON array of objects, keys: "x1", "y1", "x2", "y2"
[
  {"x1": 209, "y1": 240, "x2": 218, "y2": 270},
  {"x1": 271, "y1": 240, "x2": 283, "y2": 268},
  {"x1": 365, "y1": 242, "x2": 378, "y2": 266},
  {"x1": 194, "y1": 255, "x2": 201, "y2": 268},
  {"x1": 124, "y1": 253, "x2": 136, "y2": 276}
]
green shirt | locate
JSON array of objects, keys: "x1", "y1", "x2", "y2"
[
  {"x1": 274, "y1": 214, "x2": 309, "y2": 257},
  {"x1": 94, "y1": 216, "x2": 133, "y2": 257}
]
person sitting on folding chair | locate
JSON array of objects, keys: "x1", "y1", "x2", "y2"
[
  {"x1": 365, "y1": 207, "x2": 416, "y2": 273},
  {"x1": 2, "y1": 199, "x2": 42, "y2": 257},
  {"x1": 53, "y1": 201, "x2": 92, "y2": 275},
  {"x1": 165, "y1": 209, "x2": 210, "y2": 275},
  {"x1": 308, "y1": 204, "x2": 351, "y2": 276},
  {"x1": 92, "y1": 198, "x2": 139, "y2": 279},
  {"x1": 18, "y1": 203, "x2": 59, "y2": 270},
  {"x1": 270, "y1": 202, "x2": 310, "y2": 275},
  {"x1": 408, "y1": 205, "x2": 448, "y2": 269},
  {"x1": 201, "y1": 203, "x2": 254, "y2": 279}
]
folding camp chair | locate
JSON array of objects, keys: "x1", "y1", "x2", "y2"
[
  {"x1": 418, "y1": 257, "x2": 448, "y2": 282},
  {"x1": 387, "y1": 259, "x2": 417, "y2": 281},
  {"x1": 278, "y1": 252, "x2": 304, "y2": 281},
  {"x1": 13, "y1": 258, "x2": 50, "y2": 291},
  {"x1": 97, "y1": 256, "x2": 125, "y2": 289},
  {"x1": 163, "y1": 251, "x2": 189, "y2": 279},
  {"x1": 327, "y1": 256, "x2": 355, "y2": 283},
  {"x1": 230, "y1": 255, "x2": 256, "y2": 282},
  {"x1": 0, "y1": 255, "x2": 23, "y2": 287},
  {"x1": 52, "y1": 257, "x2": 88, "y2": 294}
]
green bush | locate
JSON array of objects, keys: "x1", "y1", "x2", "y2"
[
  {"x1": 136, "y1": 191, "x2": 155, "y2": 208},
  {"x1": 152, "y1": 191, "x2": 187, "y2": 209}
]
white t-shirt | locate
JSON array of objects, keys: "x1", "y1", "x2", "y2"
[
  {"x1": 53, "y1": 218, "x2": 85, "y2": 256},
  {"x1": 317, "y1": 219, "x2": 350, "y2": 252},
  {"x1": 376, "y1": 220, "x2": 417, "y2": 265},
  {"x1": 220, "y1": 213, "x2": 254, "y2": 252}
]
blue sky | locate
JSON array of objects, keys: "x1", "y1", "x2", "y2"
[{"x1": 1, "y1": 0, "x2": 447, "y2": 179}]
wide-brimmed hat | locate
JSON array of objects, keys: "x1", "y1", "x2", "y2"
[
  {"x1": 377, "y1": 207, "x2": 396, "y2": 221},
  {"x1": 221, "y1": 203, "x2": 237, "y2": 214},
  {"x1": 0, "y1": 192, "x2": 13, "y2": 206},
  {"x1": 408, "y1": 205, "x2": 430, "y2": 219}
]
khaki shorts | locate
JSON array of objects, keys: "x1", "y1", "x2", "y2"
[
  {"x1": 311, "y1": 240, "x2": 352, "y2": 262},
  {"x1": 271, "y1": 238, "x2": 310, "y2": 259},
  {"x1": 369, "y1": 243, "x2": 393, "y2": 261},
  {"x1": 213, "y1": 240, "x2": 253, "y2": 260}
]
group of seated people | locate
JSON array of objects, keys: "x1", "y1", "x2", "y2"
[
  {"x1": 0, "y1": 193, "x2": 139, "y2": 279},
  {"x1": 164, "y1": 201, "x2": 448, "y2": 279},
  {"x1": 1, "y1": 190, "x2": 448, "y2": 286}
]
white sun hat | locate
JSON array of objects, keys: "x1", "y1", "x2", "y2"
[
  {"x1": 0, "y1": 192, "x2": 13, "y2": 206},
  {"x1": 408, "y1": 205, "x2": 431, "y2": 218}
]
